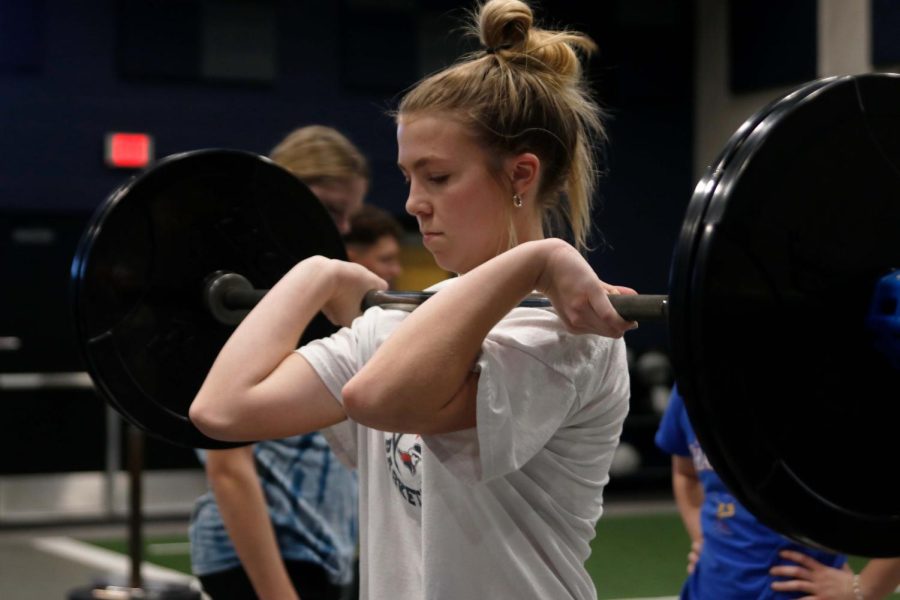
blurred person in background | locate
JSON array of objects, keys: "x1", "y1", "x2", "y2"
[
  {"x1": 189, "y1": 124, "x2": 369, "y2": 600},
  {"x1": 343, "y1": 205, "x2": 404, "y2": 288},
  {"x1": 656, "y1": 385, "x2": 900, "y2": 600}
]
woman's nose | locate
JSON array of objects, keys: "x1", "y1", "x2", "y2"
[{"x1": 404, "y1": 184, "x2": 429, "y2": 217}]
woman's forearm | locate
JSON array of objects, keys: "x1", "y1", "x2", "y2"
[
  {"x1": 674, "y1": 474, "x2": 703, "y2": 544},
  {"x1": 672, "y1": 457, "x2": 703, "y2": 543},
  {"x1": 190, "y1": 256, "x2": 338, "y2": 437},
  {"x1": 859, "y1": 558, "x2": 900, "y2": 599},
  {"x1": 206, "y1": 448, "x2": 299, "y2": 600}
]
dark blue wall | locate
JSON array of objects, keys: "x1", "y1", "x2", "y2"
[
  {"x1": 1, "y1": 0, "x2": 694, "y2": 354},
  {"x1": 0, "y1": 1, "x2": 403, "y2": 213},
  {"x1": 573, "y1": 1, "x2": 695, "y2": 353}
]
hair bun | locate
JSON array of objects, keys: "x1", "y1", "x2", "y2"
[
  {"x1": 476, "y1": 0, "x2": 596, "y2": 82},
  {"x1": 478, "y1": 0, "x2": 533, "y2": 54}
]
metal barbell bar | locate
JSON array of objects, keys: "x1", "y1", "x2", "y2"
[{"x1": 202, "y1": 271, "x2": 669, "y2": 326}]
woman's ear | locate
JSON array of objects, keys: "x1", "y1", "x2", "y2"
[{"x1": 508, "y1": 152, "x2": 540, "y2": 195}]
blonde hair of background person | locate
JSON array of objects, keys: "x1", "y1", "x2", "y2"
[
  {"x1": 190, "y1": 1, "x2": 638, "y2": 599},
  {"x1": 271, "y1": 125, "x2": 371, "y2": 234}
]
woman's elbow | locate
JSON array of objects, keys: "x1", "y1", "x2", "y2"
[
  {"x1": 189, "y1": 393, "x2": 239, "y2": 441},
  {"x1": 341, "y1": 378, "x2": 374, "y2": 423},
  {"x1": 342, "y1": 377, "x2": 399, "y2": 428}
]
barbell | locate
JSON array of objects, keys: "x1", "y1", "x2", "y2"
[
  {"x1": 71, "y1": 73, "x2": 900, "y2": 556},
  {"x1": 202, "y1": 270, "x2": 670, "y2": 325}
]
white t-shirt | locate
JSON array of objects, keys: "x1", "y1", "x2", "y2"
[{"x1": 297, "y1": 278, "x2": 630, "y2": 600}]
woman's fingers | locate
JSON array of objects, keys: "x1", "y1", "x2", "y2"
[
  {"x1": 779, "y1": 549, "x2": 823, "y2": 569},
  {"x1": 584, "y1": 287, "x2": 635, "y2": 338},
  {"x1": 769, "y1": 578, "x2": 815, "y2": 593},
  {"x1": 770, "y1": 564, "x2": 814, "y2": 580},
  {"x1": 554, "y1": 284, "x2": 638, "y2": 338},
  {"x1": 769, "y1": 549, "x2": 855, "y2": 600},
  {"x1": 609, "y1": 285, "x2": 639, "y2": 296}
]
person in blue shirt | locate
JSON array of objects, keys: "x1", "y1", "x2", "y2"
[
  {"x1": 189, "y1": 125, "x2": 370, "y2": 600},
  {"x1": 656, "y1": 386, "x2": 900, "y2": 599}
]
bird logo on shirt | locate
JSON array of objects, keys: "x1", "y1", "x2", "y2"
[
  {"x1": 385, "y1": 433, "x2": 423, "y2": 507},
  {"x1": 398, "y1": 442, "x2": 422, "y2": 475}
]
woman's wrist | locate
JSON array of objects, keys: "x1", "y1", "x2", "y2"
[
  {"x1": 528, "y1": 237, "x2": 573, "y2": 293},
  {"x1": 851, "y1": 572, "x2": 865, "y2": 600},
  {"x1": 279, "y1": 255, "x2": 339, "y2": 300},
  {"x1": 327, "y1": 256, "x2": 360, "y2": 291}
]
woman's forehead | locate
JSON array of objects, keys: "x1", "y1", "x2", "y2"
[{"x1": 397, "y1": 116, "x2": 481, "y2": 165}]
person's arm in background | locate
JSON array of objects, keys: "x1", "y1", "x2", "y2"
[
  {"x1": 857, "y1": 559, "x2": 900, "y2": 599},
  {"x1": 205, "y1": 446, "x2": 300, "y2": 600},
  {"x1": 771, "y1": 552, "x2": 900, "y2": 599},
  {"x1": 672, "y1": 455, "x2": 704, "y2": 574}
]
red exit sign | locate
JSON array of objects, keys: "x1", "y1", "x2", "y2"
[{"x1": 104, "y1": 132, "x2": 154, "y2": 169}]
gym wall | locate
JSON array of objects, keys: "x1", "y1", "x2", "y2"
[{"x1": 695, "y1": 0, "x2": 900, "y2": 181}]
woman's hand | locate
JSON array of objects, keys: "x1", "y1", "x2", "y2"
[
  {"x1": 536, "y1": 240, "x2": 637, "y2": 337},
  {"x1": 687, "y1": 539, "x2": 703, "y2": 574},
  {"x1": 322, "y1": 259, "x2": 388, "y2": 327},
  {"x1": 770, "y1": 550, "x2": 856, "y2": 599}
]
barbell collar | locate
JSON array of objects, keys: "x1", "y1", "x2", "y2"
[{"x1": 205, "y1": 271, "x2": 254, "y2": 326}]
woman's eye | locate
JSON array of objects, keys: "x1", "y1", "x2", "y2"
[{"x1": 428, "y1": 175, "x2": 449, "y2": 184}]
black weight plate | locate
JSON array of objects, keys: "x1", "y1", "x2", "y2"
[
  {"x1": 668, "y1": 76, "x2": 838, "y2": 536},
  {"x1": 671, "y1": 74, "x2": 900, "y2": 556},
  {"x1": 669, "y1": 76, "x2": 835, "y2": 340},
  {"x1": 669, "y1": 76, "x2": 838, "y2": 521},
  {"x1": 72, "y1": 149, "x2": 347, "y2": 449}
]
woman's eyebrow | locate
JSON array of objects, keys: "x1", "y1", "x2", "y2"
[{"x1": 398, "y1": 155, "x2": 446, "y2": 172}]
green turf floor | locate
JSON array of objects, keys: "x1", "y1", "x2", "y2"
[
  {"x1": 86, "y1": 512, "x2": 899, "y2": 599},
  {"x1": 588, "y1": 512, "x2": 689, "y2": 597}
]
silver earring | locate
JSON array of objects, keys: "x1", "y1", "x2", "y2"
[{"x1": 512, "y1": 192, "x2": 523, "y2": 208}]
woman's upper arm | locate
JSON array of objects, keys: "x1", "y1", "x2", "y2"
[
  {"x1": 418, "y1": 369, "x2": 479, "y2": 435},
  {"x1": 673, "y1": 454, "x2": 698, "y2": 479},
  {"x1": 193, "y1": 353, "x2": 346, "y2": 442}
]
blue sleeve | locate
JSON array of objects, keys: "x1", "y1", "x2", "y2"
[{"x1": 654, "y1": 386, "x2": 691, "y2": 457}]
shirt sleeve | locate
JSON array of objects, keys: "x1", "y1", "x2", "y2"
[
  {"x1": 654, "y1": 386, "x2": 690, "y2": 457},
  {"x1": 296, "y1": 322, "x2": 363, "y2": 469},
  {"x1": 476, "y1": 335, "x2": 579, "y2": 481},
  {"x1": 424, "y1": 308, "x2": 621, "y2": 483},
  {"x1": 296, "y1": 307, "x2": 407, "y2": 469}
]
